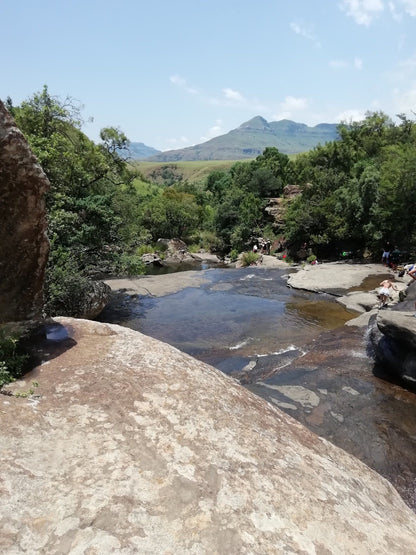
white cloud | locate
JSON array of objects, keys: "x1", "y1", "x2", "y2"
[
  {"x1": 222, "y1": 88, "x2": 245, "y2": 102},
  {"x1": 166, "y1": 135, "x2": 191, "y2": 148},
  {"x1": 335, "y1": 109, "x2": 367, "y2": 123},
  {"x1": 200, "y1": 119, "x2": 224, "y2": 142},
  {"x1": 400, "y1": 0, "x2": 416, "y2": 16},
  {"x1": 354, "y1": 57, "x2": 364, "y2": 69},
  {"x1": 389, "y1": 1, "x2": 403, "y2": 20},
  {"x1": 281, "y1": 96, "x2": 308, "y2": 111},
  {"x1": 394, "y1": 83, "x2": 416, "y2": 113},
  {"x1": 169, "y1": 75, "x2": 198, "y2": 94},
  {"x1": 329, "y1": 58, "x2": 363, "y2": 70},
  {"x1": 340, "y1": 0, "x2": 384, "y2": 25},
  {"x1": 389, "y1": 53, "x2": 416, "y2": 82},
  {"x1": 290, "y1": 21, "x2": 320, "y2": 47},
  {"x1": 271, "y1": 96, "x2": 308, "y2": 121}
]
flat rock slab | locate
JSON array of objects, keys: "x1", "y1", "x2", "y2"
[
  {"x1": 287, "y1": 262, "x2": 393, "y2": 293},
  {"x1": 1, "y1": 318, "x2": 415, "y2": 554},
  {"x1": 105, "y1": 270, "x2": 210, "y2": 297}
]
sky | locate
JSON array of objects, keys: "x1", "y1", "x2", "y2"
[{"x1": 2, "y1": 0, "x2": 416, "y2": 152}]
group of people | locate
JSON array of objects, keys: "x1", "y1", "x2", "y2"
[
  {"x1": 378, "y1": 242, "x2": 416, "y2": 309},
  {"x1": 381, "y1": 242, "x2": 401, "y2": 270}
]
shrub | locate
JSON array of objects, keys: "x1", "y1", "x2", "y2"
[
  {"x1": 229, "y1": 249, "x2": 239, "y2": 261},
  {"x1": 0, "y1": 329, "x2": 29, "y2": 387},
  {"x1": 117, "y1": 253, "x2": 146, "y2": 276},
  {"x1": 135, "y1": 244, "x2": 155, "y2": 256},
  {"x1": 187, "y1": 244, "x2": 200, "y2": 253},
  {"x1": 307, "y1": 254, "x2": 317, "y2": 264},
  {"x1": 240, "y1": 251, "x2": 260, "y2": 267}
]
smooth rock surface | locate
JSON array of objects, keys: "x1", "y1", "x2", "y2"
[
  {"x1": 1, "y1": 318, "x2": 416, "y2": 554},
  {"x1": 373, "y1": 310, "x2": 416, "y2": 383},
  {"x1": 287, "y1": 262, "x2": 391, "y2": 293},
  {"x1": 0, "y1": 101, "x2": 50, "y2": 322}
]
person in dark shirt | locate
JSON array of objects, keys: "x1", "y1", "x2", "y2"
[
  {"x1": 382, "y1": 241, "x2": 391, "y2": 266},
  {"x1": 390, "y1": 246, "x2": 400, "y2": 271}
]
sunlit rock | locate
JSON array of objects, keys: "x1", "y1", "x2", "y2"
[{"x1": 1, "y1": 318, "x2": 415, "y2": 553}]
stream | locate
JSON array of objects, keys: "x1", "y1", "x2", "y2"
[{"x1": 97, "y1": 266, "x2": 416, "y2": 511}]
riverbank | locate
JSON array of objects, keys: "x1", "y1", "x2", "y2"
[{"x1": 101, "y1": 261, "x2": 416, "y2": 513}]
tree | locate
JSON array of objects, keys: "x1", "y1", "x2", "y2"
[{"x1": 9, "y1": 87, "x2": 142, "y2": 315}]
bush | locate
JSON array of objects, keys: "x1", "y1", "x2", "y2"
[
  {"x1": 200, "y1": 231, "x2": 223, "y2": 252},
  {"x1": 135, "y1": 244, "x2": 155, "y2": 256},
  {"x1": 0, "y1": 329, "x2": 29, "y2": 387},
  {"x1": 187, "y1": 244, "x2": 200, "y2": 253},
  {"x1": 307, "y1": 254, "x2": 317, "y2": 264},
  {"x1": 240, "y1": 251, "x2": 260, "y2": 266},
  {"x1": 117, "y1": 253, "x2": 146, "y2": 276},
  {"x1": 229, "y1": 249, "x2": 239, "y2": 261}
]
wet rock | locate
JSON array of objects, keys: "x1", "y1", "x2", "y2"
[
  {"x1": 373, "y1": 311, "x2": 416, "y2": 384},
  {"x1": 338, "y1": 291, "x2": 379, "y2": 313},
  {"x1": 140, "y1": 252, "x2": 163, "y2": 265},
  {"x1": 1, "y1": 318, "x2": 415, "y2": 553},
  {"x1": 0, "y1": 101, "x2": 50, "y2": 322}
]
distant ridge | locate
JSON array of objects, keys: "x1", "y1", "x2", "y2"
[
  {"x1": 145, "y1": 116, "x2": 339, "y2": 162},
  {"x1": 119, "y1": 142, "x2": 161, "y2": 160}
]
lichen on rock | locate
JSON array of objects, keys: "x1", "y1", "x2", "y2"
[{"x1": 1, "y1": 318, "x2": 415, "y2": 554}]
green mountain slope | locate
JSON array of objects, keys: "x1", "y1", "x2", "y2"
[{"x1": 146, "y1": 116, "x2": 339, "y2": 162}]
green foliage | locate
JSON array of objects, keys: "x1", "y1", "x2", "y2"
[
  {"x1": 116, "y1": 253, "x2": 146, "y2": 276},
  {"x1": 9, "y1": 86, "x2": 146, "y2": 316},
  {"x1": 0, "y1": 329, "x2": 29, "y2": 387},
  {"x1": 240, "y1": 252, "x2": 260, "y2": 266},
  {"x1": 187, "y1": 244, "x2": 200, "y2": 253},
  {"x1": 139, "y1": 188, "x2": 201, "y2": 241},
  {"x1": 135, "y1": 244, "x2": 156, "y2": 256},
  {"x1": 283, "y1": 111, "x2": 416, "y2": 259}
]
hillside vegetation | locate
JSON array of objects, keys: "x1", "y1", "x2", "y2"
[
  {"x1": 6, "y1": 86, "x2": 416, "y2": 319},
  {"x1": 134, "y1": 160, "x2": 240, "y2": 186},
  {"x1": 145, "y1": 116, "x2": 338, "y2": 162}
]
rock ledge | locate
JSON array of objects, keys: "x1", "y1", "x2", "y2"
[{"x1": 1, "y1": 318, "x2": 415, "y2": 554}]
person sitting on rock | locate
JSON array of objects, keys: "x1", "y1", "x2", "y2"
[
  {"x1": 378, "y1": 279, "x2": 398, "y2": 308},
  {"x1": 407, "y1": 264, "x2": 416, "y2": 280}
]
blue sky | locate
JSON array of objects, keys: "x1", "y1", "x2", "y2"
[{"x1": 2, "y1": 0, "x2": 416, "y2": 151}]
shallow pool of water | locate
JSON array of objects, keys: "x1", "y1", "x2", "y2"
[
  {"x1": 97, "y1": 266, "x2": 416, "y2": 511},
  {"x1": 98, "y1": 267, "x2": 356, "y2": 375}
]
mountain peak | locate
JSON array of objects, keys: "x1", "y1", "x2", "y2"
[
  {"x1": 239, "y1": 116, "x2": 270, "y2": 130},
  {"x1": 144, "y1": 117, "x2": 339, "y2": 162}
]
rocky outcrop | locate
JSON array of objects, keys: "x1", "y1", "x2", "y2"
[
  {"x1": 372, "y1": 310, "x2": 416, "y2": 384},
  {"x1": 0, "y1": 101, "x2": 50, "y2": 322},
  {"x1": 1, "y1": 318, "x2": 415, "y2": 553},
  {"x1": 287, "y1": 262, "x2": 392, "y2": 294},
  {"x1": 77, "y1": 280, "x2": 112, "y2": 319}
]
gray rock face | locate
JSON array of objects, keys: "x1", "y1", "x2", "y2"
[
  {"x1": 0, "y1": 101, "x2": 50, "y2": 322},
  {"x1": 374, "y1": 310, "x2": 416, "y2": 384},
  {"x1": 287, "y1": 262, "x2": 390, "y2": 293},
  {"x1": 77, "y1": 280, "x2": 112, "y2": 320},
  {"x1": 1, "y1": 318, "x2": 415, "y2": 554}
]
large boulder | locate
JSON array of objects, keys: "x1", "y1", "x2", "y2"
[
  {"x1": 0, "y1": 101, "x2": 50, "y2": 322},
  {"x1": 372, "y1": 310, "x2": 416, "y2": 384},
  {"x1": 1, "y1": 318, "x2": 415, "y2": 553}
]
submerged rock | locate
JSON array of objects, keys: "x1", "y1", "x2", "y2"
[{"x1": 1, "y1": 318, "x2": 415, "y2": 553}]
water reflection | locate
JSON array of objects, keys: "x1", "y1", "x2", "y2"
[
  {"x1": 98, "y1": 267, "x2": 356, "y2": 373},
  {"x1": 98, "y1": 266, "x2": 416, "y2": 511}
]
